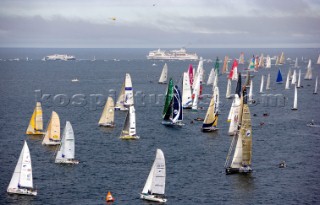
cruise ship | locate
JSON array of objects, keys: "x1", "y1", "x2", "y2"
[
  {"x1": 147, "y1": 48, "x2": 198, "y2": 60},
  {"x1": 44, "y1": 54, "x2": 76, "y2": 61}
]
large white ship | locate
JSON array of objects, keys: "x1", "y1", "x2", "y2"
[
  {"x1": 147, "y1": 48, "x2": 198, "y2": 60},
  {"x1": 44, "y1": 54, "x2": 76, "y2": 61}
]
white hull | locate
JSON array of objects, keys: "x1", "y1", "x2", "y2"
[
  {"x1": 140, "y1": 194, "x2": 167, "y2": 203},
  {"x1": 161, "y1": 121, "x2": 184, "y2": 126},
  {"x1": 55, "y1": 159, "x2": 79, "y2": 164},
  {"x1": 147, "y1": 48, "x2": 198, "y2": 60},
  {"x1": 98, "y1": 122, "x2": 115, "y2": 127},
  {"x1": 7, "y1": 188, "x2": 37, "y2": 196},
  {"x1": 42, "y1": 140, "x2": 60, "y2": 146}
]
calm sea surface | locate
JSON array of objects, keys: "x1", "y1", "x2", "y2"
[{"x1": 0, "y1": 48, "x2": 319, "y2": 204}]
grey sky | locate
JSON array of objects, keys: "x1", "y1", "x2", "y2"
[{"x1": 0, "y1": 0, "x2": 319, "y2": 48}]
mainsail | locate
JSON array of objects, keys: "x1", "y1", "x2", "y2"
[
  {"x1": 202, "y1": 87, "x2": 219, "y2": 131},
  {"x1": 26, "y1": 102, "x2": 43, "y2": 134},
  {"x1": 120, "y1": 105, "x2": 139, "y2": 139},
  {"x1": 304, "y1": 59, "x2": 312, "y2": 80},
  {"x1": 182, "y1": 72, "x2": 192, "y2": 109},
  {"x1": 276, "y1": 69, "x2": 283, "y2": 83},
  {"x1": 55, "y1": 121, "x2": 77, "y2": 163},
  {"x1": 158, "y1": 63, "x2": 168, "y2": 84},
  {"x1": 42, "y1": 111, "x2": 60, "y2": 145},
  {"x1": 7, "y1": 141, "x2": 37, "y2": 195},
  {"x1": 124, "y1": 73, "x2": 134, "y2": 106},
  {"x1": 115, "y1": 81, "x2": 126, "y2": 110},
  {"x1": 99, "y1": 97, "x2": 115, "y2": 127}
]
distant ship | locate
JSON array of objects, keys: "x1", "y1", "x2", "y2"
[
  {"x1": 44, "y1": 54, "x2": 76, "y2": 61},
  {"x1": 147, "y1": 48, "x2": 198, "y2": 60}
]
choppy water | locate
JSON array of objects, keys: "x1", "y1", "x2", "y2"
[{"x1": 0, "y1": 48, "x2": 319, "y2": 204}]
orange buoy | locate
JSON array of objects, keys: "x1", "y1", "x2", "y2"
[{"x1": 106, "y1": 191, "x2": 114, "y2": 202}]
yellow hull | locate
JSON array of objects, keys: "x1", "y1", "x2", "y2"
[{"x1": 120, "y1": 135, "x2": 140, "y2": 140}]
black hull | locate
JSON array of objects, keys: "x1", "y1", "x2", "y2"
[{"x1": 226, "y1": 167, "x2": 252, "y2": 175}]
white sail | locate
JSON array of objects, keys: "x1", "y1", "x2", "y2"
[
  {"x1": 115, "y1": 81, "x2": 127, "y2": 110},
  {"x1": 304, "y1": 59, "x2": 312, "y2": 80},
  {"x1": 259, "y1": 75, "x2": 264, "y2": 93},
  {"x1": 228, "y1": 94, "x2": 240, "y2": 135},
  {"x1": 317, "y1": 54, "x2": 320, "y2": 64},
  {"x1": 7, "y1": 141, "x2": 36, "y2": 195},
  {"x1": 213, "y1": 73, "x2": 218, "y2": 91},
  {"x1": 285, "y1": 70, "x2": 290, "y2": 90},
  {"x1": 226, "y1": 79, "x2": 232, "y2": 99},
  {"x1": 182, "y1": 72, "x2": 192, "y2": 108},
  {"x1": 258, "y1": 54, "x2": 264, "y2": 67},
  {"x1": 158, "y1": 63, "x2": 168, "y2": 84},
  {"x1": 294, "y1": 57, "x2": 298, "y2": 68},
  {"x1": 266, "y1": 73, "x2": 271, "y2": 90},
  {"x1": 292, "y1": 85, "x2": 298, "y2": 110},
  {"x1": 192, "y1": 72, "x2": 201, "y2": 110},
  {"x1": 207, "y1": 69, "x2": 215, "y2": 85},
  {"x1": 314, "y1": 76, "x2": 318, "y2": 94},
  {"x1": 265, "y1": 55, "x2": 271, "y2": 68},
  {"x1": 297, "y1": 69, "x2": 301, "y2": 88},
  {"x1": 142, "y1": 149, "x2": 166, "y2": 195},
  {"x1": 98, "y1": 97, "x2": 115, "y2": 126},
  {"x1": 291, "y1": 70, "x2": 297, "y2": 85},
  {"x1": 232, "y1": 66, "x2": 238, "y2": 81},
  {"x1": 124, "y1": 73, "x2": 134, "y2": 106},
  {"x1": 55, "y1": 121, "x2": 78, "y2": 163},
  {"x1": 120, "y1": 105, "x2": 139, "y2": 139},
  {"x1": 249, "y1": 80, "x2": 253, "y2": 102}
]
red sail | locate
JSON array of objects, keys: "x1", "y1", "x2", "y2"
[
  {"x1": 228, "y1": 59, "x2": 238, "y2": 79},
  {"x1": 188, "y1": 64, "x2": 194, "y2": 86}
]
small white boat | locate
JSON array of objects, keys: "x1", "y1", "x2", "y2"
[
  {"x1": 7, "y1": 141, "x2": 37, "y2": 196},
  {"x1": 140, "y1": 149, "x2": 167, "y2": 203},
  {"x1": 71, "y1": 78, "x2": 79, "y2": 82}
]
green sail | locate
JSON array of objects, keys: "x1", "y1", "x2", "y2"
[
  {"x1": 162, "y1": 78, "x2": 174, "y2": 120},
  {"x1": 214, "y1": 57, "x2": 220, "y2": 75}
]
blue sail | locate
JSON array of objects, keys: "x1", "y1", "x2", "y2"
[
  {"x1": 276, "y1": 69, "x2": 283, "y2": 83},
  {"x1": 172, "y1": 85, "x2": 183, "y2": 122}
]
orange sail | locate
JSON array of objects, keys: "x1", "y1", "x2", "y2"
[{"x1": 106, "y1": 191, "x2": 114, "y2": 202}]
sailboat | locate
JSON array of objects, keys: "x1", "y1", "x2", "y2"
[
  {"x1": 291, "y1": 70, "x2": 297, "y2": 85},
  {"x1": 202, "y1": 87, "x2": 219, "y2": 132},
  {"x1": 279, "y1": 52, "x2": 285, "y2": 65},
  {"x1": 55, "y1": 121, "x2": 79, "y2": 164},
  {"x1": 162, "y1": 80, "x2": 184, "y2": 126},
  {"x1": 115, "y1": 73, "x2": 134, "y2": 110},
  {"x1": 265, "y1": 55, "x2": 271, "y2": 68},
  {"x1": 285, "y1": 70, "x2": 290, "y2": 90},
  {"x1": 214, "y1": 57, "x2": 220, "y2": 75},
  {"x1": 314, "y1": 76, "x2": 318, "y2": 94},
  {"x1": 42, "y1": 111, "x2": 60, "y2": 145},
  {"x1": 266, "y1": 73, "x2": 271, "y2": 90},
  {"x1": 26, "y1": 102, "x2": 44, "y2": 135},
  {"x1": 7, "y1": 141, "x2": 37, "y2": 196},
  {"x1": 140, "y1": 149, "x2": 167, "y2": 203},
  {"x1": 297, "y1": 69, "x2": 302, "y2": 88},
  {"x1": 228, "y1": 94, "x2": 241, "y2": 136},
  {"x1": 98, "y1": 97, "x2": 115, "y2": 127},
  {"x1": 239, "y1": 52, "x2": 245, "y2": 64},
  {"x1": 120, "y1": 105, "x2": 139, "y2": 140},
  {"x1": 226, "y1": 79, "x2": 232, "y2": 99},
  {"x1": 248, "y1": 56, "x2": 255, "y2": 72},
  {"x1": 158, "y1": 63, "x2": 168, "y2": 84},
  {"x1": 291, "y1": 85, "x2": 298, "y2": 110},
  {"x1": 276, "y1": 69, "x2": 283, "y2": 83},
  {"x1": 259, "y1": 75, "x2": 264, "y2": 93},
  {"x1": 294, "y1": 57, "x2": 299, "y2": 68},
  {"x1": 225, "y1": 88, "x2": 253, "y2": 174},
  {"x1": 229, "y1": 60, "x2": 238, "y2": 81},
  {"x1": 222, "y1": 56, "x2": 229, "y2": 74},
  {"x1": 182, "y1": 72, "x2": 192, "y2": 109},
  {"x1": 188, "y1": 64, "x2": 194, "y2": 87},
  {"x1": 317, "y1": 54, "x2": 320, "y2": 64},
  {"x1": 304, "y1": 59, "x2": 312, "y2": 80},
  {"x1": 248, "y1": 80, "x2": 253, "y2": 103},
  {"x1": 258, "y1": 54, "x2": 264, "y2": 68},
  {"x1": 207, "y1": 69, "x2": 215, "y2": 85},
  {"x1": 192, "y1": 71, "x2": 201, "y2": 110}
]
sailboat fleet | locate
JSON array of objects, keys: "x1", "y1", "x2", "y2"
[{"x1": 7, "y1": 51, "x2": 320, "y2": 201}]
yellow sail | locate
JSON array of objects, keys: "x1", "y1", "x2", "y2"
[
  {"x1": 99, "y1": 97, "x2": 115, "y2": 127},
  {"x1": 26, "y1": 102, "x2": 43, "y2": 134},
  {"x1": 202, "y1": 87, "x2": 219, "y2": 131},
  {"x1": 42, "y1": 111, "x2": 60, "y2": 145},
  {"x1": 240, "y1": 103, "x2": 252, "y2": 166}
]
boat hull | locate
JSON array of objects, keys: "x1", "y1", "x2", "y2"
[
  {"x1": 26, "y1": 130, "x2": 44, "y2": 135},
  {"x1": 120, "y1": 135, "x2": 140, "y2": 140},
  {"x1": 226, "y1": 166, "x2": 253, "y2": 175},
  {"x1": 98, "y1": 123, "x2": 115, "y2": 127},
  {"x1": 7, "y1": 188, "x2": 37, "y2": 196},
  {"x1": 42, "y1": 141, "x2": 61, "y2": 146},
  {"x1": 161, "y1": 121, "x2": 184, "y2": 127},
  {"x1": 201, "y1": 127, "x2": 218, "y2": 132},
  {"x1": 55, "y1": 159, "x2": 79, "y2": 164},
  {"x1": 140, "y1": 194, "x2": 167, "y2": 203}
]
